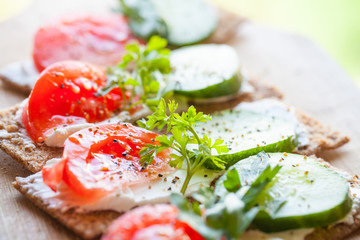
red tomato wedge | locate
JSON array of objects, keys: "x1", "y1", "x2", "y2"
[
  {"x1": 42, "y1": 124, "x2": 172, "y2": 199},
  {"x1": 33, "y1": 14, "x2": 138, "y2": 72},
  {"x1": 102, "y1": 204, "x2": 204, "y2": 240},
  {"x1": 22, "y1": 61, "x2": 125, "y2": 142}
]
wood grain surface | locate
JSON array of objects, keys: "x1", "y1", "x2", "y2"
[{"x1": 1, "y1": 0, "x2": 360, "y2": 239}]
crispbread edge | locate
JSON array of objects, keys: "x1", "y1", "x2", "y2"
[
  {"x1": 13, "y1": 176, "x2": 121, "y2": 239},
  {"x1": 13, "y1": 157, "x2": 360, "y2": 240}
]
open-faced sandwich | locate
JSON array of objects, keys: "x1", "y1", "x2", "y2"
[
  {"x1": 12, "y1": 106, "x2": 359, "y2": 239},
  {"x1": 0, "y1": 2, "x2": 356, "y2": 238},
  {"x1": 0, "y1": 0, "x2": 243, "y2": 94},
  {"x1": 0, "y1": 39, "x2": 348, "y2": 173},
  {"x1": 0, "y1": 31, "x2": 355, "y2": 239}
]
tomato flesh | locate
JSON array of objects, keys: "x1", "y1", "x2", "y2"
[
  {"x1": 33, "y1": 14, "x2": 138, "y2": 72},
  {"x1": 22, "y1": 61, "x2": 126, "y2": 142},
  {"x1": 42, "y1": 123, "x2": 172, "y2": 199},
  {"x1": 102, "y1": 204, "x2": 204, "y2": 240}
]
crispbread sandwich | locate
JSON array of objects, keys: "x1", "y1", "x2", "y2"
[
  {"x1": 13, "y1": 149, "x2": 360, "y2": 239},
  {"x1": 0, "y1": 90, "x2": 349, "y2": 173},
  {"x1": 0, "y1": 6, "x2": 244, "y2": 95}
]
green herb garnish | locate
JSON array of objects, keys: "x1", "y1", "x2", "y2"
[
  {"x1": 98, "y1": 35, "x2": 172, "y2": 111},
  {"x1": 171, "y1": 152, "x2": 282, "y2": 240},
  {"x1": 137, "y1": 98, "x2": 229, "y2": 194}
]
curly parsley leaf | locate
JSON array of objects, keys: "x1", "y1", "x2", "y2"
[
  {"x1": 118, "y1": 0, "x2": 167, "y2": 41},
  {"x1": 138, "y1": 98, "x2": 228, "y2": 194},
  {"x1": 171, "y1": 152, "x2": 282, "y2": 240},
  {"x1": 98, "y1": 36, "x2": 172, "y2": 111},
  {"x1": 223, "y1": 168, "x2": 241, "y2": 193}
]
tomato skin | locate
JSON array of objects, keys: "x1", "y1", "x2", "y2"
[
  {"x1": 33, "y1": 14, "x2": 138, "y2": 72},
  {"x1": 23, "y1": 61, "x2": 124, "y2": 143},
  {"x1": 102, "y1": 204, "x2": 204, "y2": 240},
  {"x1": 42, "y1": 123, "x2": 172, "y2": 199}
]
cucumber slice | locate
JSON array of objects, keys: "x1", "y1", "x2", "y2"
[
  {"x1": 120, "y1": 0, "x2": 218, "y2": 46},
  {"x1": 121, "y1": 0, "x2": 165, "y2": 40},
  {"x1": 151, "y1": 0, "x2": 218, "y2": 46},
  {"x1": 195, "y1": 109, "x2": 298, "y2": 169},
  {"x1": 170, "y1": 45, "x2": 242, "y2": 99},
  {"x1": 229, "y1": 153, "x2": 352, "y2": 232}
]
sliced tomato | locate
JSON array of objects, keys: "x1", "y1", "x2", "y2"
[
  {"x1": 42, "y1": 123, "x2": 172, "y2": 199},
  {"x1": 33, "y1": 14, "x2": 138, "y2": 72},
  {"x1": 102, "y1": 204, "x2": 204, "y2": 240},
  {"x1": 22, "y1": 61, "x2": 125, "y2": 142}
]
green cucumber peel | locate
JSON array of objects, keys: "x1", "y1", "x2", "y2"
[
  {"x1": 119, "y1": 0, "x2": 218, "y2": 46},
  {"x1": 195, "y1": 109, "x2": 299, "y2": 170},
  {"x1": 207, "y1": 135, "x2": 297, "y2": 170},
  {"x1": 170, "y1": 44, "x2": 242, "y2": 99},
  {"x1": 222, "y1": 152, "x2": 353, "y2": 232},
  {"x1": 170, "y1": 152, "x2": 281, "y2": 240}
]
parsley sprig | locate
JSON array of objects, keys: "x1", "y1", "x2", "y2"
[
  {"x1": 98, "y1": 36, "x2": 172, "y2": 111},
  {"x1": 171, "y1": 152, "x2": 282, "y2": 240},
  {"x1": 137, "y1": 99, "x2": 229, "y2": 194}
]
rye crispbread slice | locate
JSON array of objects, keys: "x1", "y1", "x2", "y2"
[
  {"x1": 0, "y1": 79, "x2": 284, "y2": 173},
  {"x1": 13, "y1": 173, "x2": 121, "y2": 239},
  {"x1": 294, "y1": 111, "x2": 350, "y2": 156},
  {"x1": 0, "y1": 60, "x2": 37, "y2": 94},
  {"x1": 12, "y1": 158, "x2": 360, "y2": 240},
  {"x1": 0, "y1": 103, "x2": 63, "y2": 173},
  {"x1": 205, "y1": 7, "x2": 245, "y2": 44}
]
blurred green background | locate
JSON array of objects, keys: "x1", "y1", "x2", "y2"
[
  {"x1": 211, "y1": 0, "x2": 360, "y2": 87},
  {"x1": 1, "y1": 0, "x2": 359, "y2": 87}
]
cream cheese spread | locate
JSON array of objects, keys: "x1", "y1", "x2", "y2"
[
  {"x1": 8, "y1": 99, "x2": 152, "y2": 147},
  {"x1": 21, "y1": 158, "x2": 222, "y2": 213},
  {"x1": 235, "y1": 98, "x2": 309, "y2": 148}
]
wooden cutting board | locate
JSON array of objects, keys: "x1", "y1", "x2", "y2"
[{"x1": 1, "y1": 0, "x2": 360, "y2": 239}]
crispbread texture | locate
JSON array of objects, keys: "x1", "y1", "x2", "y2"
[
  {"x1": 0, "y1": 104, "x2": 63, "y2": 173},
  {"x1": 205, "y1": 7, "x2": 245, "y2": 44},
  {"x1": 0, "y1": 79, "x2": 282, "y2": 173},
  {"x1": 0, "y1": 74, "x2": 33, "y2": 94},
  {"x1": 294, "y1": 111, "x2": 350, "y2": 156},
  {"x1": 13, "y1": 159, "x2": 360, "y2": 240},
  {"x1": 0, "y1": 60, "x2": 37, "y2": 94},
  {"x1": 13, "y1": 175, "x2": 120, "y2": 239}
]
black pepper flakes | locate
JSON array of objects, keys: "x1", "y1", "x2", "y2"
[{"x1": 172, "y1": 176, "x2": 180, "y2": 184}]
